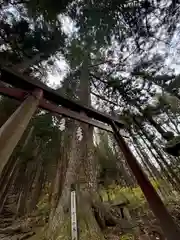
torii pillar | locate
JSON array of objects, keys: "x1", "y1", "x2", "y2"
[
  {"x1": 111, "y1": 122, "x2": 180, "y2": 240},
  {"x1": 0, "y1": 89, "x2": 43, "y2": 176}
]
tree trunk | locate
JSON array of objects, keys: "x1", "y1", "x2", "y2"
[
  {"x1": 0, "y1": 157, "x2": 19, "y2": 213},
  {"x1": 27, "y1": 159, "x2": 44, "y2": 213},
  {"x1": 147, "y1": 116, "x2": 168, "y2": 139},
  {"x1": 50, "y1": 156, "x2": 63, "y2": 212},
  {"x1": 47, "y1": 121, "x2": 81, "y2": 239},
  {"x1": 134, "y1": 117, "x2": 180, "y2": 190},
  {"x1": 12, "y1": 138, "x2": 40, "y2": 216},
  {"x1": 148, "y1": 136, "x2": 180, "y2": 188},
  {"x1": 131, "y1": 130, "x2": 170, "y2": 198},
  {"x1": 113, "y1": 139, "x2": 136, "y2": 187},
  {"x1": 46, "y1": 51, "x2": 106, "y2": 240},
  {"x1": 139, "y1": 127, "x2": 177, "y2": 187},
  {"x1": 16, "y1": 150, "x2": 39, "y2": 216},
  {"x1": 0, "y1": 126, "x2": 34, "y2": 213},
  {"x1": 50, "y1": 123, "x2": 73, "y2": 214}
]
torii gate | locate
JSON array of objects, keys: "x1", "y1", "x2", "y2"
[{"x1": 0, "y1": 67, "x2": 179, "y2": 239}]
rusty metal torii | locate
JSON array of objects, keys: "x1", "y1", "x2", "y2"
[{"x1": 0, "y1": 67, "x2": 180, "y2": 239}]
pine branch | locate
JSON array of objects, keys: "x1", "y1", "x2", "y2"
[
  {"x1": 90, "y1": 73, "x2": 108, "y2": 84},
  {"x1": 88, "y1": 60, "x2": 113, "y2": 69},
  {"x1": 10, "y1": 0, "x2": 29, "y2": 5},
  {"x1": 91, "y1": 91, "x2": 119, "y2": 106}
]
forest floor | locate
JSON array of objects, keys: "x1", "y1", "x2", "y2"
[
  {"x1": 0, "y1": 202, "x2": 167, "y2": 240},
  {"x1": 0, "y1": 204, "x2": 46, "y2": 240},
  {"x1": 1, "y1": 187, "x2": 179, "y2": 239}
]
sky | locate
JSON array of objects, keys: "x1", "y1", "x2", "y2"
[
  {"x1": 46, "y1": 12, "x2": 180, "y2": 92},
  {"x1": 3, "y1": 3, "x2": 180, "y2": 90},
  {"x1": 46, "y1": 15, "x2": 75, "y2": 89}
]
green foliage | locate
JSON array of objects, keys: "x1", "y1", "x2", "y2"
[
  {"x1": 0, "y1": 4, "x2": 66, "y2": 74},
  {"x1": 53, "y1": 215, "x2": 71, "y2": 240},
  {"x1": 100, "y1": 184, "x2": 144, "y2": 209},
  {"x1": 37, "y1": 186, "x2": 50, "y2": 218},
  {"x1": 120, "y1": 233, "x2": 134, "y2": 240},
  {"x1": 37, "y1": 197, "x2": 50, "y2": 218},
  {"x1": 101, "y1": 179, "x2": 160, "y2": 209},
  {"x1": 26, "y1": 0, "x2": 72, "y2": 20}
]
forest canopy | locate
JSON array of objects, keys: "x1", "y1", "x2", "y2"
[{"x1": 1, "y1": 0, "x2": 180, "y2": 240}]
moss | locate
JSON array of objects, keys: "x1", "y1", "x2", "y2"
[
  {"x1": 100, "y1": 184, "x2": 145, "y2": 210},
  {"x1": 120, "y1": 233, "x2": 134, "y2": 240},
  {"x1": 100, "y1": 181, "x2": 162, "y2": 210},
  {"x1": 78, "y1": 196, "x2": 105, "y2": 240},
  {"x1": 53, "y1": 215, "x2": 71, "y2": 240},
  {"x1": 44, "y1": 211, "x2": 105, "y2": 240},
  {"x1": 28, "y1": 226, "x2": 46, "y2": 240},
  {"x1": 79, "y1": 218, "x2": 104, "y2": 240}
]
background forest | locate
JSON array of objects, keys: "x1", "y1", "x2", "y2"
[{"x1": 1, "y1": 0, "x2": 180, "y2": 239}]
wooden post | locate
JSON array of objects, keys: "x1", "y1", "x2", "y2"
[
  {"x1": 71, "y1": 184, "x2": 78, "y2": 240},
  {"x1": 111, "y1": 122, "x2": 180, "y2": 240},
  {"x1": 0, "y1": 89, "x2": 43, "y2": 176}
]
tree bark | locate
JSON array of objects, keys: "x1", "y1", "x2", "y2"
[
  {"x1": 16, "y1": 148, "x2": 39, "y2": 216},
  {"x1": 0, "y1": 126, "x2": 34, "y2": 213},
  {"x1": 46, "y1": 51, "x2": 106, "y2": 240},
  {"x1": 140, "y1": 129, "x2": 179, "y2": 191},
  {"x1": 50, "y1": 124, "x2": 73, "y2": 213},
  {"x1": 131, "y1": 130, "x2": 170, "y2": 198},
  {"x1": 47, "y1": 122, "x2": 81, "y2": 239},
  {"x1": 27, "y1": 159, "x2": 44, "y2": 213},
  {"x1": 134, "y1": 119, "x2": 180, "y2": 191}
]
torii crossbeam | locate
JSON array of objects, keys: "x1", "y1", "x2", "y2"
[
  {"x1": 0, "y1": 66, "x2": 180, "y2": 240},
  {"x1": 0, "y1": 67, "x2": 124, "y2": 131}
]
